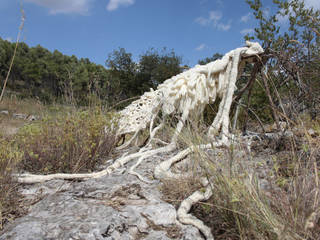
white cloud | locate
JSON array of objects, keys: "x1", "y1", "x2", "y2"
[
  {"x1": 217, "y1": 22, "x2": 231, "y2": 31},
  {"x1": 240, "y1": 28, "x2": 254, "y2": 35},
  {"x1": 106, "y1": 0, "x2": 135, "y2": 11},
  {"x1": 195, "y1": 11, "x2": 222, "y2": 26},
  {"x1": 240, "y1": 13, "x2": 251, "y2": 23},
  {"x1": 24, "y1": 0, "x2": 92, "y2": 15},
  {"x1": 304, "y1": 0, "x2": 320, "y2": 10},
  {"x1": 276, "y1": 12, "x2": 289, "y2": 25},
  {"x1": 195, "y1": 17, "x2": 209, "y2": 26},
  {"x1": 195, "y1": 43, "x2": 206, "y2": 51},
  {"x1": 263, "y1": 8, "x2": 270, "y2": 18},
  {"x1": 209, "y1": 11, "x2": 222, "y2": 23},
  {"x1": 195, "y1": 11, "x2": 231, "y2": 31}
]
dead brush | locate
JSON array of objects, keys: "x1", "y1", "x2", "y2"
[
  {"x1": 159, "y1": 117, "x2": 320, "y2": 239},
  {"x1": 161, "y1": 176, "x2": 202, "y2": 209},
  {"x1": 15, "y1": 108, "x2": 118, "y2": 174},
  {"x1": 202, "y1": 163, "x2": 301, "y2": 239},
  {"x1": 0, "y1": 96, "x2": 44, "y2": 116},
  {"x1": 0, "y1": 135, "x2": 24, "y2": 230},
  {"x1": 200, "y1": 119, "x2": 320, "y2": 239}
]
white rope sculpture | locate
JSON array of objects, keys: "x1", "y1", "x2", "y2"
[{"x1": 15, "y1": 41, "x2": 264, "y2": 240}]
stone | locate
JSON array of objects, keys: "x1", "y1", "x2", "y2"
[
  {"x1": 0, "y1": 110, "x2": 9, "y2": 115},
  {"x1": 27, "y1": 115, "x2": 38, "y2": 121},
  {"x1": 1, "y1": 157, "x2": 202, "y2": 240},
  {"x1": 308, "y1": 128, "x2": 317, "y2": 137}
]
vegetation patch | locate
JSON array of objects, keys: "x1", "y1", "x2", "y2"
[
  {"x1": 0, "y1": 136, "x2": 25, "y2": 230},
  {"x1": 160, "y1": 119, "x2": 320, "y2": 239},
  {"x1": 15, "y1": 108, "x2": 117, "y2": 174},
  {"x1": 0, "y1": 105, "x2": 119, "y2": 230}
]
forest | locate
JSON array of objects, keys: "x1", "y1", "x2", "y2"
[{"x1": 0, "y1": 38, "x2": 191, "y2": 105}]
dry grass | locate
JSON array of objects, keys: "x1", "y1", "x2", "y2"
[
  {"x1": 161, "y1": 177, "x2": 202, "y2": 209},
  {"x1": 16, "y1": 108, "x2": 118, "y2": 174},
  {"x1": 0, "y1": 96, "x2": 45, "y2": 137},
  {"x1": 0, "y1": 136, "x2": 25, "y2": 230},
  {"x1": 0, "y1": 96, "x2": 44, "y2": 116},
  {"x1": 160, "y1": 118, "x2": 320, "y2": 239}
]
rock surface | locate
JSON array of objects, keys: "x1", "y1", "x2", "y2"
[{"x1": 0, "y1": 154, "x2": 202, "y2": 240}]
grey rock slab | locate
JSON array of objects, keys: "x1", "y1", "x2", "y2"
[{"x1": 1, "y1": 161, "x2": 203, "y2": 240}]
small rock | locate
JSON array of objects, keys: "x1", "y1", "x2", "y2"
[
  {"x1": 12, "y1": 113, "x2": 28, "y2": 119},
  {"x1": 0, "y1": 110, "x2": 9, "y2": 115},
  {"x1": 27, "y1": 115, "x2": 38, "y2": 121},
  {"x1": 308, "y1": 128, "x2": 317, "y2": 137},
  {"x1": 259, "y1": 179, "x2": 271, "y2": 191}
]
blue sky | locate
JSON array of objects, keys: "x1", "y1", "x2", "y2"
[{"x1": 1, "y1": 0, "x2": 319, "y2": 67}]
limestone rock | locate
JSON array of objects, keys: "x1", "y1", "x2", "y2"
[{"x1": 1, "y1": 158, "x2": 202, "y2": 240}]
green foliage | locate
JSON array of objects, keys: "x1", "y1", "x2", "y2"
[
  {"x1": 16, "y1": 108, "x2": 117, "y2": 174},
  {"x1": 0, "y1": 38, "x2": 111, "y2": 105},
  {"x1": 244, "y1": 0, "x2": 320, "y2": 122},
  {"x1": 105, "y1": 48, "x2": 138, "y2": 99},
  {"x1": 246, "y1": 0, "x2": 319, "y2": 57},
  {"x1": 138, "y1": 47, "x2": 182, "y2": 88},
  {"x1": 106, "y1": 47, "x2": 183, "y2": 100},
  {"x1": 0, "y1": 38, "x2": 184, "y2": 106},
  {"x1": 246, "y1": 82, "x2": 273, "y2": 123}
]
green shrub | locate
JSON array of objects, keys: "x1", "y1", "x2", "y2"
[{"x1": 16, "y1": 108, "x2": 118, "y2": 174}]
